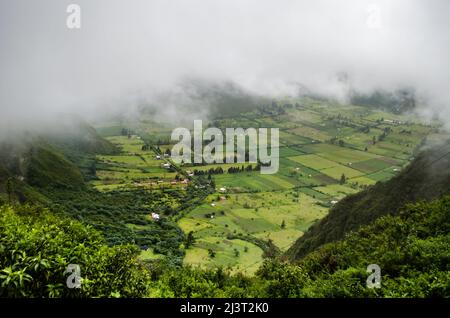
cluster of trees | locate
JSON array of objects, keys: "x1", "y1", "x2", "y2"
[
  {"x1": 329, "y1": 137, "x2": 345, "y2": 147},
  {"x1": 326, "y1": 114, "x2": 360, "y2": 129},
  {"x1": 257, "y1": 101, "x2": 287, "y2": 116},
  {"x1": 192, "y1": 167, "x2": 225, "y2": 176},
  {"x1": 359, "y1": 125, "x2": 371, "y2": 133},
  {"x1": 141, "y1": 144, "x2": 151, "y2": 151},
  {"x1": 120, "y1": 128, "x2": 135, "y2": 138},
  {"x1": 227, "y1": 165, "x2": 256, "y2": 174},
  {"x1": 39, "y1": 186, "x2": 192, "y2": 264},
  {"x1": 378, "y1": 127, "x2": 392, "y2": 142},
  {"x1": 190, "y1": 164, "x2": 259, "y2": 176}
]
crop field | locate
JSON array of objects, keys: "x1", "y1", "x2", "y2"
[
  {"x1": 90, "y1": 135, "x2": 180, "y2": 191},
  {"x1": 184, "y1": 238, "x2": 264, "y2": 274},
  {"x1": 93, "y1": 97, "x2": 435, "y2": 274},
  {"x1": 178, "y1": 190, "x2": 328, "y2": 273}
]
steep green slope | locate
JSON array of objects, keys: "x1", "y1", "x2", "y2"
[
  {"x1": 0, "y1": 117, "x2": 117, "y2": 200},
  {"x1": 42, "y1": 115, "x2": 118, "y2": 180},
  {"x1": 45, "y1": 117, "x2": 116, "y2": 156},
  {"x1": 286, "y1": 141, "x2": 450, "y2": 260},
  {"x1": 0, "y1": 138, "x2": 84, "y2": 191},
  {"x1": 25, "y1": 144, "x2": 85, "y2": 190},
  {"x1": 0, "y1": 143, "x2": 61, "y2": 204}
]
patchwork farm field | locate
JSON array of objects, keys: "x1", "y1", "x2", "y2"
[{"x1": 93, "y1": 97, "x2": 437, "y2": 274}]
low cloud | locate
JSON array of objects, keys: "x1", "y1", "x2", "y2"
[{"x1": 0, "y1": 0, "x2": 449, "y2": 129}]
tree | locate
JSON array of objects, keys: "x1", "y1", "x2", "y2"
[
  {"x1": 340, "y1": 174, "x2": 346, "y2": 185},
  {"x1": 185, "y1": 231, "x2": 195, "y2": 249},
  {"x1": 89, "y1": 162, "x2": 96, "y2": 177},
  {"x1": 234, "y1": 248, "x2": 240, "y2": 257},
  {"x1": 208, "y1": 249, "x2": 216, "y2": 258},
  {"x1": 6, "y1": 178, "x2": 14, "y2": 204},
  {"x1": 281, "y1": 220, "x2": 286, "y2": 229}
]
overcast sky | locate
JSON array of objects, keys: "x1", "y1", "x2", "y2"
[{"x1": 0, "y1": 0, "x2": 449, "y2": 128}]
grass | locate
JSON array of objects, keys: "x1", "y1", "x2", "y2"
[
  {"x1": 320, "y1": 165, "x2": 365, "y2": 180},
  {"x1": 139, "y1": 248, "x2": 165, "y2": 261},
  {"x1": 184, "y1": 238, "x2": 264, "y2": 275},
  {"x1": 288, "y1": 154, "x2": 339, "y2": 170},
  {"x1": 180, "y1": 191, "x2": 328, "y2": 260},
  {"x1": 314, "y1": 184, "x2": 359, "y2": 199}
]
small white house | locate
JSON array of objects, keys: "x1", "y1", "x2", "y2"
[
  {"x1": 211, "y1": 203, "x2": 216, "y2": 207},
  {"x1": 331, "y1": 200, "x2": 339, "y2": 205},
  {"x1": 162, "y1": 163, "x2": 170, "y2": 168},
  {"x1": 219, "y1": 187, "x2": 227, "y2": 192},
  {"x1": 156, "y1": 155, "x2": 161, "y2": 160},
  {"x1": 151, "y1": 213, "x2": 160, "y2": 221}
]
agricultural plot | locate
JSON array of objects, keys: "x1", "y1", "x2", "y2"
[
  {"x1": 278, "y1": 146, "x2": 305, "y2": 158},
  {"x1": 94, "y1": 122, "x2": 128, "y2": 137},
  {"x1": 314, "y1": 184, "x2": 359, "y2": 200},
  {"x1": 288, "y1": 154, "x2": 339, "y2": 170},
  {"x1": 287, "y1": 125, "x2": 331, "y2": 142},
  {"x1": 351, "y1": 157, "x2": 401, "y2": 174},
  {"x1": 91, "y1": 135, "x2": 181, "y2": 191},
  {"x1": 320, "y1": 165, "x2": 365, "y2": 180},
  {"x1": 179, "y1": 190, "x2": 328, "y2": 268},
  {"x1": 279, "y1": 131, "x2": 313, "y2": 146},
  {"x1": 279, "y1": 109, "x2": 323, "y2": 124},
  {"x1": 183, "y1": 238, "x2": 264, "y2": 275}
]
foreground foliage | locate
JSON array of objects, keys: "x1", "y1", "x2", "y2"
[
  {"x1": 1, "y1": 196, "x2": 449, "y2": 297},
  {"x1": 0, "y1": 205, "x2": 149, "y2": 297}
]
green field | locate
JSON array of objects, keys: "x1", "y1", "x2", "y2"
[{"x1": 179, "y1": 191, "x2": 328, "y2": 273}]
